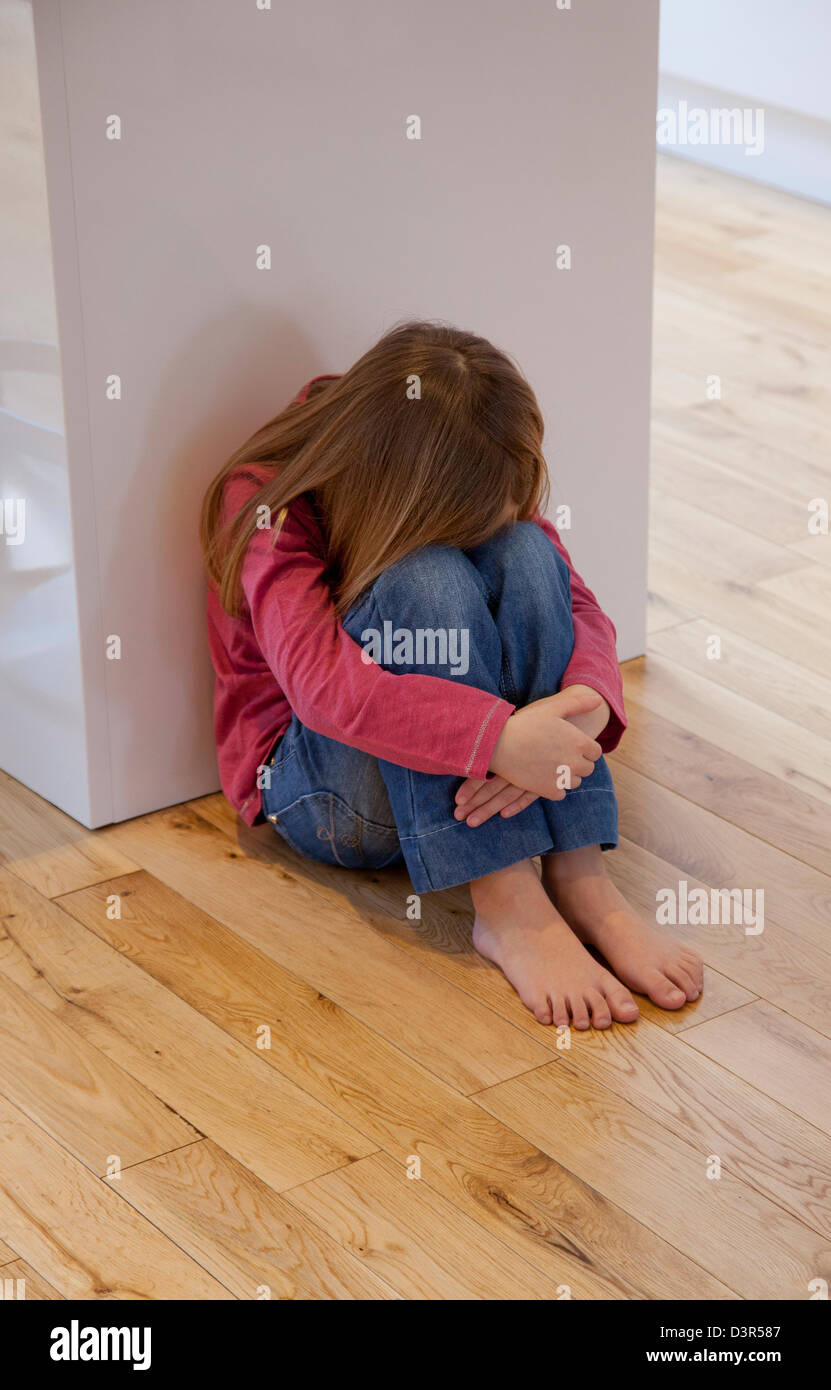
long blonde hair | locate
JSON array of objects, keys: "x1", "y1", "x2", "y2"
[{"x1": 201, "y1": 319, "x2": 549, "y2": 617}]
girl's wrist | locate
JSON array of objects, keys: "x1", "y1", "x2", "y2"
[{"x1": 562, "y1": 684, "x2": 610, "y2": 738}]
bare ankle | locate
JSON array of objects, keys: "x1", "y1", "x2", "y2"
[
  {"x1": 469, "y1": 857, "x2": 539, "y2": 909},
  {"x1": 542, "y1": 844, "x2": 607, "y2": 885}
]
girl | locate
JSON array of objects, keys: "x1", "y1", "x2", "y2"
[{"x1": 201, "y1": 321, "x2": 703, "y2": 1030}]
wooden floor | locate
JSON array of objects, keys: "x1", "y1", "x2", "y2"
[{"x1": 2, "y1": 156, "x2": 831, "y2": 1300}]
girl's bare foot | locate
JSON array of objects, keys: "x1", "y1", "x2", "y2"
[
  {"x1": 470, "y1": 858, "x2": 640, "y2": 1029},
  {"x1": 542, "y1": 845, "x2": 704, "y2": 1011}
]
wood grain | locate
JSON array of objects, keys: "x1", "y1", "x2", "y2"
[
  {"x1": 100, "y1": 804, "x2": 556, "y2": 1095},
  {"x1": 0, "y1": 770, "x2": 137, "y2": 898},
  {"x1": 0, "y1": 1260, "x2": 64, "y2": 1300},
  {"x1": 477, "y1": 1062, "x2": 831, "y2": 1300},
  {"x1": 0, "y1": 869, "x2": 376, "y2": 1193},
  {"x1": 0, "y1": 1094, "x2": 233, "y2": 1299},
  {"x1": 118, "y1": 1140, "x2": 399, "y2": 1300},
  {"x1": 0, "y1": 969, "x2": 198, "y2": 1173},
  {"x1": 285, "y1": 1150, "x2": 568, "y2": 1300},
  {"x1": 683, "y1": 1001, "x2": 831, "y2": 1138},
  {"x1": 57, "y1": 866, "x2": 731, "y2": 1300},
  {"x1": 610, "y1": 686, "x2": 831, "y2": 877}
]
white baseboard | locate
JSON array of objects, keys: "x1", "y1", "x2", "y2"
[{"x1": 657, "y1": 73, "x2": 831, "y2": 206}]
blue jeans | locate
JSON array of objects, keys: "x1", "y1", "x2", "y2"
[{"x1": 261, "y1": 522, "x2": 618, "y2": 893}]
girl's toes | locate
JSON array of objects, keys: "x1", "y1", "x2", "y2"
[
  {"x1": 666, "y1": 965, "x2": 699, "y2": 1002},
  {"x1": 568, "y1": 996, "x2": 591, "y2": 1030},
  {"x1": 682, "y1": 952, "x2": 704, "y2": 989},
  {"x1": 529, "y1": 996, "x2": 553, "y2": 1025},
  {"x1": 644, "y1": 969, "x2": 687, "y2": 1010},
  {"x1": 549, "y1": 996, "x2": 570, "y2": 1030},
  {"x1": 606, "y1": 987, "x2": 639, "y2": 1023},
  {"x1": 586, "y1": 989, "x2": 612, "y2": 1030}
]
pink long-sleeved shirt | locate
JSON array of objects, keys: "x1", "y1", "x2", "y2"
[{"x1": 207, "y1": 377, "x2": 626, "y2": 825}]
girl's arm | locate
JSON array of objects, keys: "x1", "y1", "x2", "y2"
[
  {"x1": 236, "y1": 483, "x2": 515, "y2": 780},
  {"x1": 291, "y1": 380, "x2": 626, "y2": 753},
  {"x1": 531, "y1": 513, "x2": 627, "y2": 753}
]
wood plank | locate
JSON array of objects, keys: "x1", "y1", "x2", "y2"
[
  {"x1": 653, "y1": 362, "x2": 828, "y2": 463},
  {"x1": 606, "y1": 833, "x2": 831, "y2": 1043},
  {"x1": 0, "y1": 770, "x2": 138, "y2": 898},
  {"x1": 738, "y1": 226, "x2": 831, "y2": 280},
  {"x1": 684, "y1": 1001, "x2": 831, "y2": 1138},
  {"x1": 0, "y1": 1094, "x2": 233, "y2": 1299},
  {"x1": 613, "y1": 675, "x2": 831, "y2": 876},
  {"x1": 98, "y1": 805, "x2": 555, "y2": 1095},
  {"x1": 652, "y1": 408, "x2": 831, "y2": 511},
  {"x1": 649, "y1": 618, "x2": 831, "y2": 742},
  {"x1": 536, "y1": 1014, "x2": 831, "y2": 1241},
  {"x1": 0, "y1": 1239, "x2": 17, "y2": 1263},
  {"x1": 477, "y1": 1062, "x2": 831, "y2": 1299},
  {"x1": 648, "y1": 490, "x2": 805, "y2": 589},
  {"x1": 0, "y1": 869, "x2": 376, "y2": 1193},
  {"x1": 651, "y1": 439, "x2": 810, "y2": 545},
  {"x1": 788, "y1": 533, "x2": 831, "y2": 570},
  {"x1": 613, "y1": 758, "x2": 831, "y2": 958},
  {"x1": 0, "y1": 1260, "x2": 64, "y2": 1300},
  {"x1": 724, "y1": 261, "x2": 831, "y2": 344},
  {"x1": 654, "y1": 220, "x2": 751, "y2": 279},
  {"x1": 118, "y1": 1140, "x2": 399, "y2": 1300},
  {"x1": 649, "y1": 526, "x2": 831, "y2": 684},
  {"x1": 655, "y1": 153, "x2": 831, "y2": 259},
  {"x1": 285, "y1": 1150, "x2": 564, "y2": 1300},
  {"x1": 646, "y1": 588, "x2": 697, "y2": 634},
  {"x1": 654, "y1": 282, "x2": 831, "y2": 379},
  {"x1": 760, "y1": 563, "x2": 831, "y2": 624},
  {"x1": 0, "y1": 969, "x2": 199, "y2": 1173},
  {"x1": 623, "y1": 653, "x2": 831, "y2": 809},
  {"x1": 652, "y1": 320, "x2": 831, "y2": 437},
  {"x1": 53, "y1": 865, "x2": 733, "y2": 1299}
]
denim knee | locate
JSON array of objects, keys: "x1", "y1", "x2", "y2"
[
  {"x1": 467, "y1": 521, "x2": 571, "y2": 599},
  {"x1": 344, "y1": 545, "x2": 487, "y2": 638}
]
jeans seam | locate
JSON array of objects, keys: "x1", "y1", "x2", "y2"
[
  {"x1": 400, "y1": 785, "x2": 617, "y2": 843},
  {"x1": 499, "y1": 652, "x2": 519, "y2": 704}
]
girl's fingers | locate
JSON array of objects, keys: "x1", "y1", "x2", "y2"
[
  {"x1": 455, "y1": 776, "x2": 508, "y2": 816},
  {"x1": 466, "y1": 782, "x2": 528, "y2": 826},
  {"x1": 455, "y1": 776, "x2": 486, "y2": 806},
  {"x1": 500, "y1": 791, "x2": 538, "y2": 818}
]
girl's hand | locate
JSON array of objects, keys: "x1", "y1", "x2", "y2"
[
  {"x1": 454, "y1": 775, "x2": 538, "y2": 826},
  {"x1": 559, "y1": 683, "x2": 611, "y2": 740},
  {"x1": 487, "y1": 687, "x2": 603, "y2": 800},
  {"x1": 456, "y1": 686, "x2": 609, "y2": 826}
]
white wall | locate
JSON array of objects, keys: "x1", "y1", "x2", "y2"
[
  {"x1": 8, "y1": 0, "x2": 659, "y2": 826},
  {"x1": 659, "y1": 0, "x2": 831, "y2": 202},
  {"x1": 0, "y1": 1, "x2": 94, "y2": 824}
]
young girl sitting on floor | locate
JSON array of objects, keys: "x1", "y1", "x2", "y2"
[{"x1": 201, "y1": 320, "x2": 703, "y2": 1030}]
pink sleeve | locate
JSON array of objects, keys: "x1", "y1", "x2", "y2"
[
  {"x1": 238, "y1": 491, "x2": 514, "y2": 779},
  {"x1": 532, "y1": 513, "x2": 627, "y2": 753}
]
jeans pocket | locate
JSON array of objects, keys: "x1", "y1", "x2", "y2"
[{"x1": 268, "y1": 791, "x2": 401, "y2": 870}]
